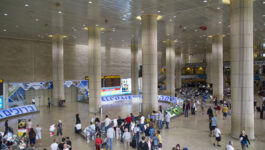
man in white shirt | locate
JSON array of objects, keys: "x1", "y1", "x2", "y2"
[
  {"x1": 50, "y1": 139, "x2": 58, "y2": 150},
  {"x1": 104, "y1": 115, "x2": 111, "y2": 133},
  {"x1": 140, "y1": 114, "x2": 145, "y2": 133},
  {"x1": 158, "y1": 111, "x2": 164, "y2": 129},
  {"x1": 165, "y1": 112, "x2": 171, "y2": 129},
  {"x1": 213, "y1": 126, "x2": 222, "y2": 147},
  {"x1": 226, "y1": 141, "x2": 234, "y2": 150},
  {"x1": 32, "y1": 98, "x2": 35, "y2": 105},
  {"x1": 107, "y1": 124, "x2": 115, "y2": 150}
]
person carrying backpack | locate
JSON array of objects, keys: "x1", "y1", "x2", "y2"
[
  {"x1": 152, "y1": 133, "x2": 159, "y2": 150},
  {"x1": 138, "y1": 136, "x2": 149, "y2": 150}
]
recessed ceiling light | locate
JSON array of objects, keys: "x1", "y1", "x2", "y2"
[
  {"x1": 88, "y1": 1, "x2": 92, "y2": 4},
  {"x1": 263, "y1": 1, "x2": 265, "y2": 4},
  {"x1": 35, "y1": 18, "x2": 39, "y2": 22},
  {"x1": 58, "y1": 11, "x2": 62, "y2": 14},
  {"x1": 217, "y1": 6, "x2": 221, "y2": 10},
  {"x1": 3, "y1": 29, "x2": 7, "y2": 32},
  {"x1": 263, "y1": 14, "x2": 265, "y2": 17},
  {"x1": 218, "y1": 21, "x2": 222, "y2": 24},
  {"x1": 157, "y1": 10, "x2": 160, "y2": 13},
  {"x1": 4, "y1": 13, "x2": 8, "y2": 16},
  {"x1": 25, "y1": 4, "x2": 29, "y2": 7},
  {"x1": 203, "y1": 0, "x2": 208, "y2": 3},
  {"x1": 173, "y1": 16, "x2": 176, "y2": 18},
  {"x1": 96, "y1": 24, "x2": 99, "y2": 26},
  {"x1": 82, "y1": 24, "x2": 86, "y2": 27}
]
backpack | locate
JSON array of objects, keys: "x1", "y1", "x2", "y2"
[
  {"x1": 153, "y1": 137, "x2": 159, "y2": 146},
  {"x1": 149, "y1": 128, "x2": 154, "y2": 136},
  {"x1": 138, "y1": 142, "x2": 144, "y2": 150}
]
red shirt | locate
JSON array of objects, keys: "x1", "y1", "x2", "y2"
[
  {"x1": 126, "y1": 117, "x2": 131, "y2": 124},
  {"x1": 95, "y1": 138, "x2": 102, "y2": 145}
]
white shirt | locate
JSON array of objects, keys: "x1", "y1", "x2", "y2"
[
  {"x1": 140, "y1": 116, "x2": 145, "y2": 124},
  {"x1": 107, "y1": 127, "x2": 115, "y2": 139},
  {"x1": 32, "y1": 98, "x2": 35, "y2": 103},
  {"x1": 36, "y1": 127, "x2": 42, "y2": 135},
  {"x1": 122, "y1": 131, "x2": 131, "y2": 141},
  {"x1": 113, "y1": 119, "x2": 118, "y2": 127},
  {"x1": 215, "y1": 128, "x2": 221, "y2": 137},
  {"x1": 165, "y1": 113, "x2": 171, "y2": 122},
  {"x1": 104, "y1": 118, "x2": 111, "y2": 127},
  {"x1": 159, "y1": 113, "x2": 164, "y2": 120},
  {"x1": 226, "y1": 144, "x2": 234, "y2": 150},
  {"x1": 50, "y1": 143, "x2": 58, "y2": 150}
]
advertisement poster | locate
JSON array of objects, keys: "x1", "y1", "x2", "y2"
[
  {"x1": 0, "y1": 97, "x2": 3, "y2": 109},
  {"x1": 18, "y1": 119, "x2": 27, "y2": 137}
]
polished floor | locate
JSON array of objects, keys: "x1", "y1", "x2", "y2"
[{"x1": 1, "y1": 97, "x2": 265, "y2": 150}]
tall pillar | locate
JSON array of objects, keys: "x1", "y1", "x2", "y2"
[
  {"x1": 141, "y1": 14, "x2": 158, "y2": 115},
  {"x1": 212, "y1": 35, "x2": 223, "y2": 100},
  {"x1": 3, "y1": 82, "x2": 9, "y2": 109},
  {"x1": 230, "y1": 0, "x2": 254, "y2": 139},
  {"x1": 131, "y1": 37, "x2": 139, "y2": 95},
  {"x1": 88, "y1": 27, "x2": 101, "y2": 113},
  {"x1": 52, "y1": 35, "x2": 65, "y2": 105},
  {"x1": 166, "y1": 40, "x2": 175, "y2": 97},
  {"x1": 175, "y1": 50, "x2": 182, "y2": 89},
  {"x1": 105, "y1": 31, "x2": 111, "y2": 74},
  {"x1": 182, "y1": 53, "x2": 190, "y2": 64},
  {"x1": 206, "y1": 49, "x2": 212, "y2": 84}
]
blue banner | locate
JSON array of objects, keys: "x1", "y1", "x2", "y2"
[
  {"x1": 0, "y1": 105, "x2": 38, "y2": 120},
  {"x1": 101, "y1": 95, "x2": 183, "y2": 105}
]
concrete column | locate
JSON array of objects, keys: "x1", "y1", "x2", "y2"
[
  {"x1": 212, "y1": 35, "x2": 223, "y2": 100},
  {"x1": 88, "y1": 27, "x2": 101, "y2": 113},
  {"x1": 105, "y1": 31, "x2": 111, "y2": 74},
  {"x1": 230, "y1": 0, "x2": 254, "y2": 139},
  {"x1": 52, "y1": 35, "x2": 65, "y2": 105},
  {"x1": 206, "y1": 49, "x2": 212, "y2": 84},
  {"x1": 175, "y1": 51, "x2": 182, "y2": 89},
  {"x1": 141, "y1": 14, "x2": 158, "y2": 115},
  {"x1": 166, "y1": 40, "x2": 175, "y2": 97},
  {"x1": 131, "y1": 37, "x2": 139, "y2": 95},
  {"x1": 3, "y1": 82, "x2": 8, "y2": 109}
]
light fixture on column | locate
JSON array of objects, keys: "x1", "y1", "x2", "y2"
[
  {"x1": 48, "y1": 34, "x2": 68, "y2": 38},
  {"x1": 83, "y1": 26, "x2": 105, "y2": 31},
  {"x1": 136, "y1": 15, "x2": 163, "y2": 21}
]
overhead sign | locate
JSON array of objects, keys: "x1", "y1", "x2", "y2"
[{"x1": 0, "y1": 105, "x2": 38, "y2": 120}]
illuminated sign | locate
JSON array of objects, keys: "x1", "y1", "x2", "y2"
[{"x1": 0, "y1": 97, "x2": 3, "y2": 109}]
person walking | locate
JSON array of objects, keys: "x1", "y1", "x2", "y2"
[
  {"x1": 76, "y1": 113, "x2": 81, "y2": 124},
  {"x1": 239, "y1": 130, "x2": 250, "y2": 150},
  {"x1": 185, "y1": 101, "x2": 190, "y2": 119},
  {"x1": 66, "y1": 137, "x2": 72, "y2": 150},
  {"x1": 27, "y1": 119, "x2": 32, "y2": 132},
  {"x1": 48, "y1": 97, "x2": 51, "y2": 108},
  {"x1": 122, "y1": 128, "x2": 131, "y2": 148},
  {"x1": 158, "y1": 111, "x2": 164, "y2": 129},
  {"x1": 222, "y1": 105, "x2": 229, "y2": 120},
  {"x1": 28, "y1": 128, "x2": 36, "y2": 145},
  {"x1": 106, "y1": 123, "x2": 115, "y2": 150},
  {"x1": 35, "y1": 124, "x2": 42, "y2": 146},
  {"x1": 4, "y1": 120, "x2": 8, "y2": 133},
  {"x1": 57, "y1": 120, "x2": 63, "y2": 136},
  {"x1": 165, "y1": 112, "x2": 171, "y2": 129},
  {"x1": 104, "y1": 115, "x2": 111, "y2": 133},
  {"x1": 210, "y1": 115, "x2": 217, "y2": 137},
  {"x1": 140, "y1": 114, "x2": 145, "y2": 133},
  {"x1": 207, "y1": 107, "x2": 213, "y2": 120},
  {"x1": 226, "y1": 141, "x2": 234, "y2": 150},
  {"x1": 213, "y1": 126, "x2": 221, "y2": 147},
  {"x1": 191, "y1": 101, "x2": 196, "y2": 115},
  {"x1": 138, "y1": 136, "x2": 149, "y2": 150},
  {"x1": 157, "y1": 130, "x2": 162, "y2": 150},
  {"x1": 50, "y1": 139, "x2": 58, "y2": 150}
]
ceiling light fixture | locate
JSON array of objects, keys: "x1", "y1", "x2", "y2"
[
  {"x1": 173, "y1": 16, "x2": 176, "y2": 18},
  {"x1": 88, "y1": 1, "x2": 92, "y2": 4},
  {"x1": 58, "y1": 11, "x2": 62, "y2": 14},
  {"x1": 4, "y1": 13, "x2": 8, "y2": 16},
  {"x1": 35, "y1": 18, "x2": 39, "y2": 22},
  {"x1": 203, "y1": 0, "x2": 208, "y2": 3},
  {"x1": 157, "y1": 10, "x2": 160, "y2": 13},
  {"x1": 218, "y1": 21, "x2": 222, "y2": 24},
  {"x1": 3, "y1": 29, "x2": 7, "y2": 32},
  {"x1": 217, "y1": 6, "x2": 221, "y2": 10},
  {"x1": 25, "y1": 4, "x2": 29, "y2": 7}
]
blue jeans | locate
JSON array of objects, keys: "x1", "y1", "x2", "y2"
[
  {"x1": 107, "y1": 138, "x2": 113, "y2": 150},
  {"x1": 166, "y1": 122, "x2": 169, "y2": 129},
  {"x1": 140, "y1": 124, "x2": 145, "y2": 132},
  {"x1": 185, "y1": 110, "x2": 189, "y2": 117},
  {"x1": 105, "y1": 125, "x2": 109, "y2": 133},
  {"x1": 158, "y1": 120, "x2": 163, "y2": 129}
]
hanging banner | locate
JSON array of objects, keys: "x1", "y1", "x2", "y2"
[{"x1": 0, "y1": 105, "x2": 38, "y2": 120}]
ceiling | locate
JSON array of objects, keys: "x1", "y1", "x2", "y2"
[{"x1": 0, "y1": 0, "x2": 264, "y2": 55}]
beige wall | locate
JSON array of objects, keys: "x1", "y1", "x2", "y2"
[{"x1": 0, "y1": 37, "x2": 133, "y2": 82}]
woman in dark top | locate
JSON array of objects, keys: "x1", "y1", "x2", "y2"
[
  {"x1": 28, "y1": 128, "x2": 36, "y2": 145},
  {"x1": 4, "y1": 120, "x2": 8, "y2": 133},
  {"x1": 76, "y1": 113, "x2": 81, "y2": 124},
  {"x1": 239, "y1": 130, "x2": 250, "y2": 150}
]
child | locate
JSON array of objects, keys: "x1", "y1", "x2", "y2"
[
  {"x1": 49, "y1": 124, "x2": 55, "y2": 137},
  {"x1": 95, "y1": 134, "x2": 102, "y2": 150},
  {"x1": 36, "y1": 124, "x2": 42, "y2": 146}
]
